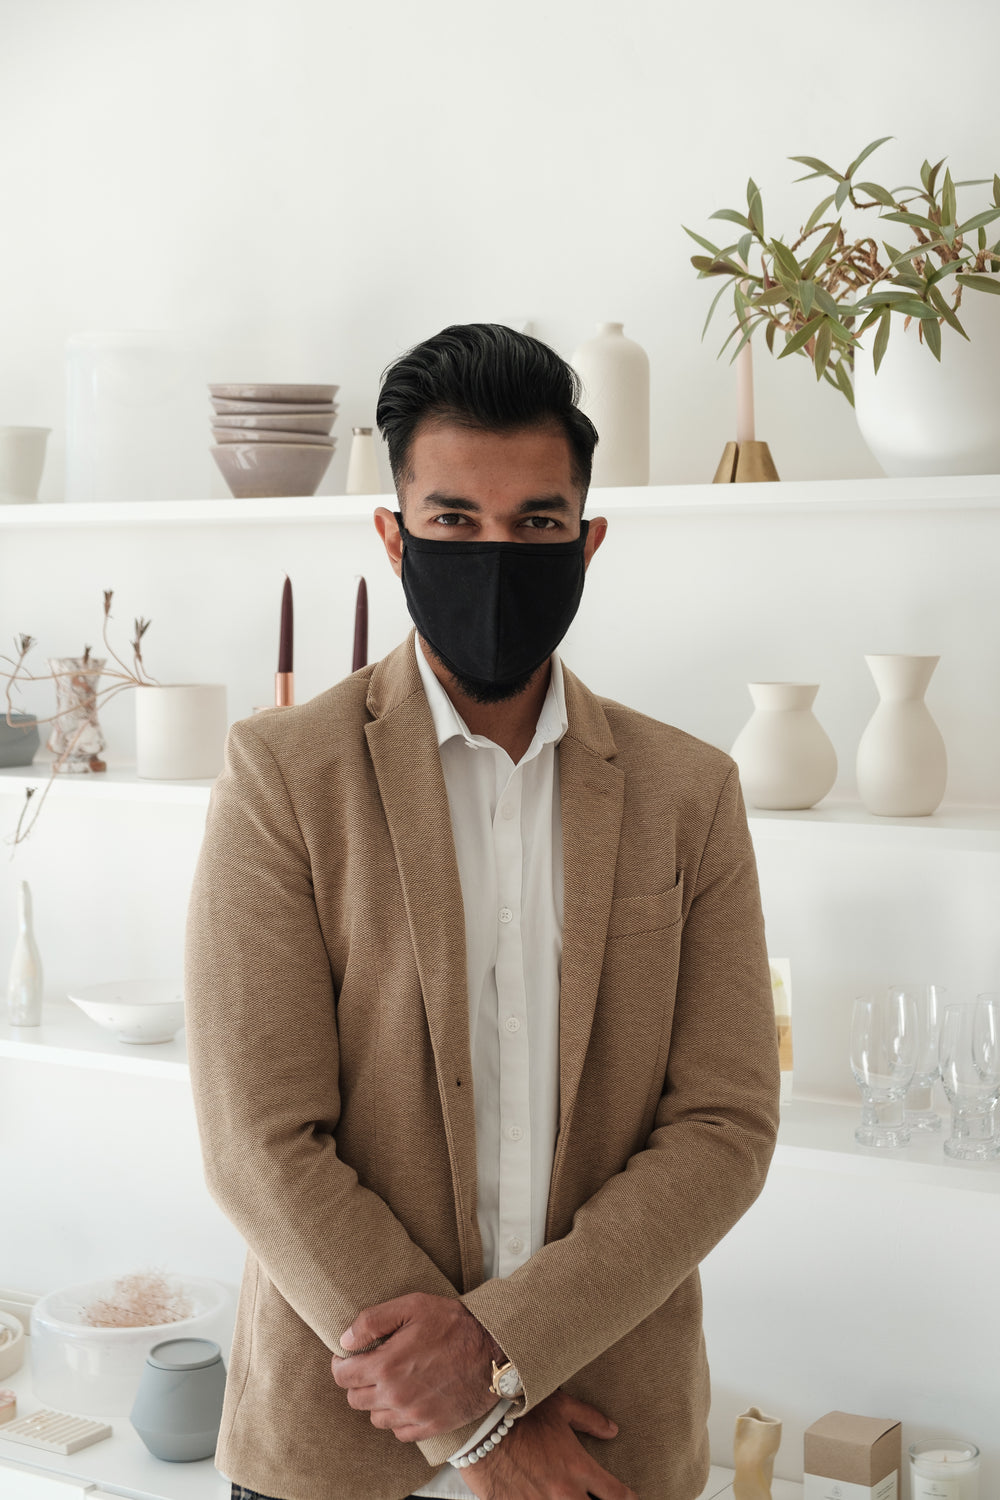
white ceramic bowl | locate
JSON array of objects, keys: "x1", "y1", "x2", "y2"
[
  {"x1": 211, "y1": 441, "x2": 334, "y2": 498},
  {"x1": 67, "y1": 979, "x2": 185, "y2": 1044},
  {"x1": 0, "y1": 1310, "x2": 26, "y2": 1379},
  {"x1": 211, "y1": 427, "x2": 333, "y2": 446},
  {"x1": 211, "y1": 397, "x2": 336, "y2": 416},
  {"x1": 211, "y1": 411, "x2": 336, "y2": 435},
  {"x1": 209, "y1": 382, "x2": 338, "y2": 403},
  {"x1": 31, "y1": 1275, "x2": 234, "y2": 1416}
]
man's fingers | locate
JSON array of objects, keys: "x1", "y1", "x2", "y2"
[
  {"x1": 330, "y1": 1353, "x2": 377, "y2": 1389},
  {"x1": 340, "y1": 1295, "x2": 413, "y2": 1351},
  {"x1": 559, "y1": 1392, "x2": 619, "y2": 1440}
]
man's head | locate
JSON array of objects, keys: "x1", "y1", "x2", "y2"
[{"x1": 376, "y1": 323, "x2": 598, "y2": 508}]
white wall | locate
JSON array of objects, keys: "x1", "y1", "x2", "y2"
[{"x1": 3, "y1": 0, "x2": 1000, "y2": 499}]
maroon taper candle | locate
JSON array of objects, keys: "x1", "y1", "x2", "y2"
[
  {"x1": 276, "y1": 575, "x2": 294, "y2": 706},
  {"x1": 352, "y1": 577, "x2": 368, "y2": 672}
]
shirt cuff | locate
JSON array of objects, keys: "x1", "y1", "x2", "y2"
[{"x1": 447, "y1": 1399, "x2": 513, "y2": 1464}]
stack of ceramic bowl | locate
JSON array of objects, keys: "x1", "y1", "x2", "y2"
[{"x1": 209, "y1": 383, "x2": 338, "y2": 497}]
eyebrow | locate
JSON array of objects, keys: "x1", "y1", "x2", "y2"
[{"x1": 417, "y1": 493, "x2": 573, "y2": 514}]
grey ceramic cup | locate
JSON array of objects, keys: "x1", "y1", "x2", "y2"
[
  {"x1": 0, "y1": 713, "x2": 40, "y2": 768},
  {"x1": 129, "y1": 1337, "x2": 226, "y2": 1462}
]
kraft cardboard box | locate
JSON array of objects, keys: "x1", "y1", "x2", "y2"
[{"x1": 804, "y1": 1411, "x2": 902, "y2": 1500}]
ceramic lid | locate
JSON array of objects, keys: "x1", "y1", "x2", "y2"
[{"x1": 147, "y1": 1337, "x2": 221, "y2": 1371}]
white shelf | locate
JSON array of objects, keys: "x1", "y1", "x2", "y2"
[
  {"x1": 0, "y1": 1349, "x2": 227, "y2": 1500},
  {"x1": 0, "y1": 1000, "x2": 189, "y2": 1081},
  {"x1": 1, "y1": 473, "x2": 999, "y2": 525},
  {"x1": 0, "y1": 763, "x2": 213, "y2": 806},
  {"x1": 776, "y1": 1097, "x2": 1000, "y2": 1194},
  {"x1": 748, "y1": 799, "x2": 1000, "y2": 851}
]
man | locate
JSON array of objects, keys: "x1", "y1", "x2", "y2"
[{"x1": 184, "y1": 324, "x2": 779, "y2": 1500}]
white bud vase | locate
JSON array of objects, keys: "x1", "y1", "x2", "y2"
[
  {"x1": 730, "y1": 683, "x2": 837, "y2": 810},
  {"x1": 7, "y1": 880, "x2": 43, "y2": 1027},
  {"x1": 346, "y1": 427, "x2": 382, "y2": 495},
  {"x1": 856, "y1": 654, "x2": 947, "y2": 816},
  {"x1": 570, "y1": 321, "x2": 649, "y2": 486}
]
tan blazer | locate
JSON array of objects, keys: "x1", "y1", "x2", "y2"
[{"x1": 184, "y1": 635, "x2": 779, "y2": 1500}]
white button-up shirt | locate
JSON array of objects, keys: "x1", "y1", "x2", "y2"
[{"x1": 412, "y1": 638, "x2": 566, "y2": 1499}]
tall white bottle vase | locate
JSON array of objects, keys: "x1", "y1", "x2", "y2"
[
  {"x1": 730, "y1": 683, "x2": 837, "y2": 811},
  {"x1": 346, "y1": 427, "x2": 382, "y2": 495},
  {"x1": 7, "y1": 880, "x2": 43, "y2": 1026},
  {"x1": 856, "y1": 654, "x2": 947, "y2": 816},
  {"x1": 570, "y1": 322, "x2": 649, "y2": 487}
]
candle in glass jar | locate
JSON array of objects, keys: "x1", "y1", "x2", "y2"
[{"x1": 909, "y1": 1440, "x2": 979, "y2": 1500}]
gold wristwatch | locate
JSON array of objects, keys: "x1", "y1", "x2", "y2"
[{"x1": 490, "y1": 1358, "x2": 525, "y2": 1401}]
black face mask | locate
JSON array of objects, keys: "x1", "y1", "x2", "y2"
[{"x1": 394, "y1": 513, "x2": 590, "y2": 700}]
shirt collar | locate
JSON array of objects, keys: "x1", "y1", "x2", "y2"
[{"x1": 414, "y1": 635, "x2": 568, "y2": 753}]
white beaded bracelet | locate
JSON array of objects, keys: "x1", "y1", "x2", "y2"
[{"x1": 452, "y1": 1412, "x2": 517, "y2": 1469}]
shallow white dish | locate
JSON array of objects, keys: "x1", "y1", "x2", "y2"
[
  {"x1": 67, "y1": 979, "x2": 185, "y2": 1044},
  {"x1": 31, "y1": 1275, "x2": 234, "y2": 1416},
  {"x1": 0, "y1": 1309, "x2": 26, "y2": 1379},
  {"x1": 209, "y1": 382, "x2": 338, "y2": 403}
]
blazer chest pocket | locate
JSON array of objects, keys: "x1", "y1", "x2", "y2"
[{"x1": 605, "y1": 874, "x2": 684, "y2": 940}]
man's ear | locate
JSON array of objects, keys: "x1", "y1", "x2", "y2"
[{"x1": 374, "y1": 506, "x2": 404, "y2": 579}]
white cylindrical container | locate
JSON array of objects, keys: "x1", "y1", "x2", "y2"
[
  {"x1": 730, "y1": 682, "x2": 837, "y2": 810},
  {"x1": 854, "y1": 277, "x2": 1000, "y2": 476},
  {"x1": 66, "y1": 331, "x2": 207, "y2": 503},
  {"x1": 909, "y1": 1440, "x2": 979, "y2": 1500},
  {"x1": 570, "y1": 322, "x2": 650, "y2": 486},
  {"x1": 135, "y1": 684, "x2": 228, "y2": 780},
  {"x1": 0, "y1": 426, "x2": 50, "y2": 503},
  {"x1": 856, "y1": 654, "x2": 947, "y2": 816},
  {"x1": 346, "y1": 427, "x2": 383, "y2": 494},
  {"x1": 6, "y1": 880, "x2": 43, "y2": 1027}
]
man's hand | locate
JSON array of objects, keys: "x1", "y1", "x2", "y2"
[
  {"x1": 460, "y1": 1391, "x2": 637, "y2": 1500},
  {"x1": 330, "y1": 1292, "x2": 502, "y2": 1441}
]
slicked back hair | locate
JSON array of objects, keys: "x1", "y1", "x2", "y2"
[{"x1": 376, "y1": 324, "x2": 598, "y2": 505}]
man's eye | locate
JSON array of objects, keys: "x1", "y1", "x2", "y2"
[
  {"x1": 524, "y1": 516, "x2": 560, "y2": 529},
  {"x1": 432, "y1": 513, "x2": 470, "y2": 526}
]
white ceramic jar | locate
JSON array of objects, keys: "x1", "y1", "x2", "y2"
[
  {"x1": 570, "y1": 322, "x2": 650, "y2": 486},
  {"x1": 730, "y1": 682, "x2": 837, "y2": 811},
  {"x1": 134, "y1": 684, "x2": 228, "y2": 780}
]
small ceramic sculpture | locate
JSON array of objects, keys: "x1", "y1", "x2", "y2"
[{"x1": 734, "y1": 1405, "x2": 782, "y2": 1500}]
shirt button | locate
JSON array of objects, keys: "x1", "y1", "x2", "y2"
[
  {"x1": 498, "y1": 906, "x2": 513, "y2": 924},
  {"x1": 500, "y1": 802, "x2": 516, "y2": 820},
  {"x1": 507, "y1": 1236, "x2": 524, "y2": 1254},
  {"x1": 504, "y1": 1015, "x2": 521, "y2": 1034},
  {"x1": 506, "y1": 1124, "x2": 524, "y2": 1142}
]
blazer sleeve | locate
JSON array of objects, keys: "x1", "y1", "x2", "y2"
[
  {"x1": 458, "y1": 764, "x2": 780, "y2": 1410},
  {"x1": 184, "y1": 718, "x2": 482, "y2": 1470}
]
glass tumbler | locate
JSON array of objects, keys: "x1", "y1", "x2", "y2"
[
  {"x1": 939, "y1": 995, "x2": 1000, "y2": 1161},
  {"x1": 894, "y1": 983, "x2": 945, "y2": 1130},
  {"x1": 850, "y1": 990, "x2": 919, "y2": 1147}
]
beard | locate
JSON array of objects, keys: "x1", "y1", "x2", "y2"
[{"x1": 422, "y1": 639, "x2": 543, "y2": 705}]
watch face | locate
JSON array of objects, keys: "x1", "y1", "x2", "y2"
[{"x1": 497, "y1": 1367, "x2": 523, "y2": 1398}]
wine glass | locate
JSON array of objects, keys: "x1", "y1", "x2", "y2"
[
  {"x1": 892, "y1": 983, "x2": 945, "y2": 1131},
  {"x1": 939, "y1": 994, "x2": 1000, "y2": 1161},
  {"x1": 850, "y1": 991, "x2": 919, "y2": 1147}
]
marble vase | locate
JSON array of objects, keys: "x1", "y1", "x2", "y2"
[{"x1": 47, "y1": 657, "x2": 106, "y2": 773}]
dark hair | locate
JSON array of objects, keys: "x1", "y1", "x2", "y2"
[{"x1": 376, "y1": 324, "x2": 598, "y2": 500}]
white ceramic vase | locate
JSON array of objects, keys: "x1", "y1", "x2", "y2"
[
  {"x1": 135, "y1": 684, "x2": 228, "y2": 780},
  {"x1": 730, "y1": 683, "x2": 837, "y2": 810},
  {"x1": 346, "y1": 427, "x2": 382, "y2": 494},
  {"x1": 570, "y1": 321, "x2": 649, "y2": 486},
  {"x1": 0, "y1": 426, "x2": 50, "y2": 503},
  {"x1": 6, "y1": 880, "x2": 43, "y2": 1027},
  {"x1": 856, "y1": 654, "x2": 946, "y2": 816},
  {"x1": 853, "y1": 277, "x2": 1000, "y2": 476}
]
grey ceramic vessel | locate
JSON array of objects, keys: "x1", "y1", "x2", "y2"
[
  {"x1": 130, "y1": 1337, "x2": 226, "y2": 1462},
  {"x1": 0, "y1": 713, "x2": 40, "y2": 768}
]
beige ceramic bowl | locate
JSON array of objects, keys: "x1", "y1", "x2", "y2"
[
  {"x1": 212, "y1": 427, "x2": 335, "y2": 447},
  {"x1": 211, "y1": 411, "x2": 336, "y2": 435},
  {"x1": 211, "y1": 442, "x2": 334, "y2": 498},
  {"x1": 211, "y1": 397, "x2": 336, "y2": 416},
  {"x1": 209, "y1": 383, "x2": 338, "y2": 403}
]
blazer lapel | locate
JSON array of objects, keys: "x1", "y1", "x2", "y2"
[
  {"x1": 364, "y1": 637, "x2": 482, "y2": 1290},
  {"x1": 552, "y1": 669, "x2": 624, "y2": 1190}
]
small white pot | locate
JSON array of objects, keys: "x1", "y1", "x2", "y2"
[
  {"x1": 0, "y1": 426, "x2": 50, "y2": 503},
  {"x1": 135, "y1": 684, "x2": 228, "y2": 780},
  {"x1": 854, "y1": 277, "x2": 1000, "y2": 476},
  {"x1": 730, "y1": 682, "x2": 837, "y2": 810}
]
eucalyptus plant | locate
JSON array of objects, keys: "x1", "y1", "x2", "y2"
[{"x1": 685, "y1": 138, "x2": 1000, "y2": 404}]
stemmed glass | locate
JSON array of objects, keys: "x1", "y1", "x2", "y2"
[
  {"x1": 893, "y1": 983, "x2": 945, "y2": 1131},
  {"x1": 939, "y1": 994, "x2": 1000, "y2": 1161},
  {"x1": 850, "y1": 991, "x2": 919, "y2": 1147}
]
